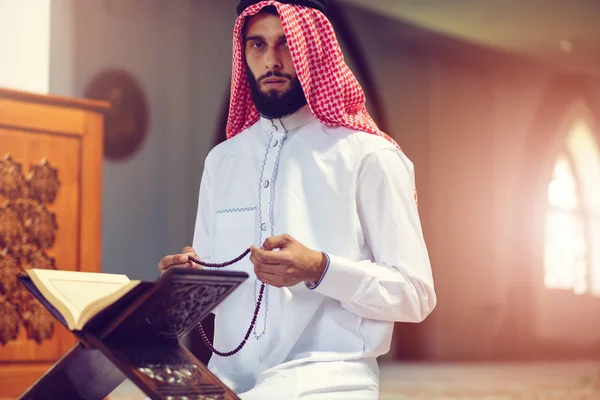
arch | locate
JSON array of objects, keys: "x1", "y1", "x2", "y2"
[{"x1": 508, "y1": 73, "x2": 600, "y2": 357}]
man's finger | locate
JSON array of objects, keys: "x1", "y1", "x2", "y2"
[
  {"x1": 257, "y1": 262, "x2": 288, "y2": 275},
  {"x1": 251, "y1": 246, "x2": 288, "y2": 264},
  {"x1": 262, "y1": 234, "x2": 292, "y2": 251},
  {"x1": 256, "y1": 271, "x2": 280, "y2": 287},
  {"x1": 183, "y1": 252, "x2": 197, "y2": 263},
  {"x1": 181, "y1": 246, "x2": 196, "y2": 255},
  {"x1": 158, "y1": 254, "x2": 191, "y2": 271},
  {"x1": 255, "y1": 268, "x2": 278, "y2": 278},
  {"x1": 249, "y1": 253, "x2": 259, "y2": 268}
]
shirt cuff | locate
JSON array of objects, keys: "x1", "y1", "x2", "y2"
[
  {"x1": 306, "y1": 253, "x2": 366, "y2": 303},
  {"x1": 305, "y1": 252, "x2": 330, "y2": 290}
]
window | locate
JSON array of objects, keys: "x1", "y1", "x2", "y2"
[{"x1": 543, "y1": 113, "x2": 600, "y2": 296}]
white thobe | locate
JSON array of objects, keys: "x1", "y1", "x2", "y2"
[{"x1": 192, "y1": 105, "x2": 436, "y2": 398}]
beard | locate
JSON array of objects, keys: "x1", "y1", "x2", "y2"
[{"x1": 247, "y1": 69, "x2": 308, "y2": 119}]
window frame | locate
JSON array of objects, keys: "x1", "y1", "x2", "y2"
[{"x1": 541, "y1": 99, "x2": 600, "y2": 296}]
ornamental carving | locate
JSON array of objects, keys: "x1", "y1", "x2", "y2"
[
  {"x1": 0, "y1": 154, "x2": 27, "y2": 200},
  {"x1": 0, "y1": 154, "x2": 61, "y2": 345},
  {"x1": 121, "y1": 344, "x2": 225, "y2": 399},
  {"x1": 0, "y1": 249, "x2": 21, "y2": 295},
  {"x1": 0, "y1": 295, "x2": 19, "y2": 345},
  {"x1": 116, "y1": 281, "x2": 232, "y2": 339},
  {"x1": 12, "y1": 198, "x2": 37, "y2": 223},
  {"x1": 27, "y1": 159, "x2": 61, "y2": 204},
  {"x1": 0, "y1": 205, "x2": 24, "y2": 249},
  {"x1": 20, "y1": 301, "x2": 54, "y2": 343},
  {"x1": 26, "y1": 206, "x2": 58, "y2": 249},
  {"x1": 24, "y1": 248, "x2": 56, "y2": 271}
]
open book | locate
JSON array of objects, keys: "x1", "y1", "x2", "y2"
[{"x1": 24, "y1": 268, "x2": 141, "y2": 331}]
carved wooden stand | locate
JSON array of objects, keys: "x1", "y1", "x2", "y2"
[{"x1": 17, "y1": 268, "x2": 248, "y2": 400}]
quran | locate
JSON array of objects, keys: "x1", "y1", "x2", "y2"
[{"x1": 23, "y1": 268, "x2": 141, "y2": 331}]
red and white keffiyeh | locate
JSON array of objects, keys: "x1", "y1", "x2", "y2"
[
  {"x1": 227, "y1": 1, "x2": 418, "y2": 203},
  {"x1": 227, "y1": 1, "x2": 397, "y2": 146}
]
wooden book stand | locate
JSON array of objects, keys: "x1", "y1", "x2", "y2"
[{"x1": 17, "y1": 268, "x2": 248, "y2": 400}]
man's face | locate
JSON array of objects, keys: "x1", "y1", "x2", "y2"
[
  {"x1": 245, "y1": 13, "x2": 296, "y2": 96},
  {"x1": 244, "y1": 12, "x2": 307, "y2": 118}
]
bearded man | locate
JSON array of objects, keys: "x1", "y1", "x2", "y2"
[{"x1": 158, "y1": 1, "x2": 436, "y2": 398}]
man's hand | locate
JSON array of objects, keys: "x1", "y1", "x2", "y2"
[
  {"x1": 158, "y1": 246, "x2": 199, "y2": 275},
  {"x1": 250, "y1": 234, "x2": 327, "y2": 288}
]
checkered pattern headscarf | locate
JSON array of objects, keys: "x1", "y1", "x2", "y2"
[
  {"x1": 226, "y1": 1, "x2": 398, "y2": 146},
  {"x1": 227, "y1": 1, "x2": 418, "y2": 203}
]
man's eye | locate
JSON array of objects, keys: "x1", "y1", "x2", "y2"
[{"x1": 252, "y1": 42, "x2": 264, "y2": 49}]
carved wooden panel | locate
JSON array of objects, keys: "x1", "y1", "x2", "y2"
[
  {"x1": 128, "y1": 344, "x2": 225, "y2": 399},
  {"x1": 112, "y1": 279, "x2": 234, "y2": 340},
  {"x1": 0, "y1": 88, "x2": 107, "y2": 399},
  {"x1": 0, "y1": 130, "x2": 81, "y2": 362},
  {"x1": 0, "y1": 155, "x2": 61, "y2": 346}
]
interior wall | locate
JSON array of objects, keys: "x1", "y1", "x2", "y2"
[
  {"x1": 0, "y1": 0, "x2": 51, "y2": 93},
  {"x1": 73, "y1": 0, "x2": 176, "y2": 280},
  {"x1": 65, "y1": 0, "x2": 236, "y2": 281},
  {"x1": 50, "y1": 0, "x2": 76, "y2": 97}
]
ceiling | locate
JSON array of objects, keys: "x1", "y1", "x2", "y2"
[{"x1": 338, "y1": 0, "x2": 600, "y2": 76}]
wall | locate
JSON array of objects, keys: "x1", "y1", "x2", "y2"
[
  {"x1": 50, "y1": 0, "x2": 76, "y2": 97},
  {"x1": 73, "y1": 0, "x2": 174, "y2": 280},
  {"x1": 189, "y1": 1, "x2": 236, "y2": 187},
  {"x1": 62, "y1": 0, "x2": 236, "y2": 281},
  {"x1": 0, "y1": 0, "x2": 51, "y2": 93}
]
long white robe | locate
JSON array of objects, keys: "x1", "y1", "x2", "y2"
[{"x1": 191, "y1": 105, "x2": 436, "y2": 398}]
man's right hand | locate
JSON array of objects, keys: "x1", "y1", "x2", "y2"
[{"x1": 158, "y1": 246, "x2": 199, "y2": 275}]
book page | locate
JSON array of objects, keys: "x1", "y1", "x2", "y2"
[
  {"x1": 48, "y1": 279, "x2": 128, "y2": 314},
  {"x1": 28, "y1": 269, "x2": 131, "y2": 325}
]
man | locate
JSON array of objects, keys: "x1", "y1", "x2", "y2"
[{"x1": 158, "y1": 0, "x2": 436, "y2": 398}]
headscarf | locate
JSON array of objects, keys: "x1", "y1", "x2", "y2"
[
  {"x1": 237, "y1": 0, "x2": 327, "y2": 16},
  {"x1": 227, "y1": 1, "x2": 399, "y2": 147}
]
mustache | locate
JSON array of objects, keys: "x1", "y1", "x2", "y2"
[{"x1": 258, "y1": 71, "x2": 293, "y2": 83}]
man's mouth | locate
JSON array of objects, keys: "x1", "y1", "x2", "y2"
[{"x1": 262, "y1": 78, "x2": 288, "y2": 85}]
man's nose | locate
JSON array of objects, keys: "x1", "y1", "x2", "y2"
[{"x1": 264, "y1": 48, "x2": 282, "y2": 70}]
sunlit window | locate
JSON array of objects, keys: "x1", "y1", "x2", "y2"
[
  {"x1": 544, "y1": 116, "x2": 600, "y2": 296},
  {"x1": 543, "y1": 153, "x2": 587, "y2": 293}
]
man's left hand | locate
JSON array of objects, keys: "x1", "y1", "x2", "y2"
[{"x1": 250, "y1": 234, "x2": 327, "y2": 288}]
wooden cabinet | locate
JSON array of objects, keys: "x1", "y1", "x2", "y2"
[{"x1": 0, "y1": 88, "x2": 108, "y2": 398}]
